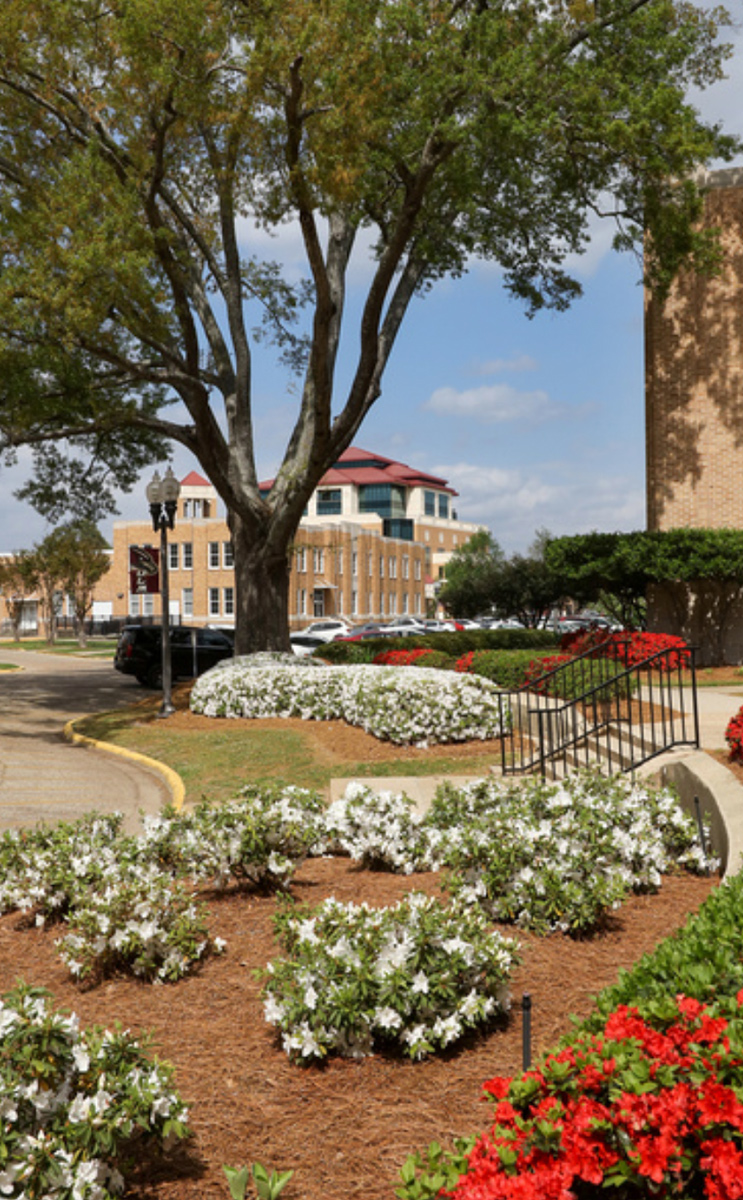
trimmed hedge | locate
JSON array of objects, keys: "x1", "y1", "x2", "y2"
[
  {"x1": 581, "y1": 871, "x2": 743, "y2": 1030},
  {"x1": 317, "y1": 628, "x2": 557, "y2": 665}
]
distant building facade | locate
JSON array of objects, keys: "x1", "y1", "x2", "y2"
[
  {"x1": 646, "y1": 167, "x2": 743, "y2": 531},
  {"x1": 645, "y1": 167, "x2": 743, "y2": 662},
  {"x1": 104, "y1": 447, "x2": 482, "y2": 630}
]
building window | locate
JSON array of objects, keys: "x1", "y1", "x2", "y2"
[
  {"x1": 414, "y1": 592, "x2": 422, "y2": 614},
  {"x1": 402, "y1": 592, "x2": 409, "y2": 614},
  {"x1": 379, "y1": 593, "x2": 385, "y2": 615},
  {"x1": 336, "y1": 548, "x2": 343, "y2": 575},
  {"x1": 368, "y1": 552, "x2": 373, "y2": 578},
  {"x1": 402, "y1": 556, "x2": 409, "y2": 580},
  {"x1": 414, "y1": 559, "x2": 422, "y2": 581},
  {"x1": 379, "y1": 555, "x2": 384, "y2": 578},
  {"x1": 297, "y1": 547, "x2": 307, "y2": 573},
  {"x1": 297, "y1": 587, "x2": 307, "y2": 615},
  {"x1": 209, "y1": 587, "x2": 220, "y2": 616},
  {"x1": 337, "y1": 593, "x2": 344, "y2": 615},
  {"x1": 209, "y1": 542, "x2": 220, "y2": 569},
  {"x1": 313, "y1": 548, "x2": 324, "y2": 574},
  {"x1": 168, "y1": 543, "x2": 179, "y2": 570},
  {"x1": 351, "y1": 590, "x2": 358, "y2": 616},
  {"x1": 438, "y1": 493, "x2": 450, "y2": 519},
  {"x1": 223, "y1": 542, "x2": 234, "y2": 569},
  {"x1": 352, "y1": 551, "x2": 358, "y2": 577},
  {"x1": 183, "y1": 543, "x2": 193, "y2": 569},
  {"x1": 313, "y1": 588, "x2": 324, "y2": 617},
  {"x1": 128, "y1": 593, "x2": 140, "y2": 617},
  {"x1": 182, "y1": 588, "x2": 193, "y2": 617},
  {"x1": 389, "y1": 556, "x2": 397, "y2": 579},
  {"x1": 389, "y1": 593, "x2": 396, "y2": 615},
  {"x1": 317, "y1": 488, "x2": 342, "y2": 516},
  {"x1": 143, "y1": 593, "x2": 154, "y2": 617},
  {"x1": 358, "y1": 483, "x2": 406, "y2": 519},
  {"x1": 424, "y1": 490, "x2": 436, "y2": 517},
  {"x1": 223, "y1": 587, "x2": 234, "y2": 616}
]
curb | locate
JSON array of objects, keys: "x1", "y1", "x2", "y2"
[
  {"x1": 651, "y1": 749, "x2": 743, "y2": 879},
  {"x1": 63, "y1": 719, "x2": 186, "y2": 813}
]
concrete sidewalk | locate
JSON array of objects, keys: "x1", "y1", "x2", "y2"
[{"x1": 0, "y1": 647, "x2": 177, "y2": 834}]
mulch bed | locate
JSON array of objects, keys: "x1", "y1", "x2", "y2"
[{"x1": 0, "y1": 860, "x2": 718, "y2": 1200}]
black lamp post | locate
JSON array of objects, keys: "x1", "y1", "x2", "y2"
[{"x1": 146, "y1": 467, "x2": 181, "y2": 717}]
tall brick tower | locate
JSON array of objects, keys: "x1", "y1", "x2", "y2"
[{"x1": 646, "y1": 167, "x2": 743, "y2": 531}]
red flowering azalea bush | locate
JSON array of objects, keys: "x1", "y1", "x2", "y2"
[
  {"x1": 726, "y1": 706, "x2": 743, "y2": 763},
  {"x1": 399, "y1": 993, "x2": 743, "y2": 1200},
  {"x1": 373, "y1": 648, "x2": 438, "y2": 667},
  {"x1": 561, "y1": 630, "x2": 691, "y2": 673}
]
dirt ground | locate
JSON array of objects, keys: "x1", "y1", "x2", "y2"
[{"x1": 0, "y1": 858, "x2": 717, "y2": 1200}]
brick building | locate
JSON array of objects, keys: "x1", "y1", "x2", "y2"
[
  {"x1": 103, "y1": 447, "x2": 482, "y2": 630},
  {"x1": 646, "y1": 166, "x2": 743, "y2": 531},
  {"x1": 645, "y1": 166, "x2": 743, "y2": 662}
]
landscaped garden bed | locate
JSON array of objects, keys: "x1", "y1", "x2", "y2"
[
  {"x1": 0, "y1": 859, "x2": 718, "y2": 1200},
  {"x1": 0, "y1": 762, "x2": 718, "y2": 1199}
]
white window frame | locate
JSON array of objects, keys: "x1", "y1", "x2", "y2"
[
  {"x1": 182, "y1": 588, "x2": 194, "y2": 617},
  {"x1": 183, "y1": 543, "x2": 193, "y2": 569},
  {"x1": 223, "y1": 586, "x2": 234, "y2": 616},
  {"x1": 223, "y1": 542, "x2": 234, "y2": 569},
  {"x1": 208, "y1": 542, "x2": 220, "y2": 569},
  {"x1": 209, "y1": 587, "x2": 220, "y2": 616},
  {"x1": 168, "y1": 543, "x2": 179, "y2": 570}
]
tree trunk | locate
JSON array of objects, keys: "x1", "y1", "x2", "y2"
[{"x1": 230, "y1": 517, "x2": 292, "y2": 656}]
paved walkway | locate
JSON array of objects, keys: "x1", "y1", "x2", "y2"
[{"x1": 0, "y1": 648, "x2": 173, "y2": 834}]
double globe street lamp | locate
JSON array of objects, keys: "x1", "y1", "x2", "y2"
[{"x1": 146, "y1": 467, "x2": 181, "y2": 717}]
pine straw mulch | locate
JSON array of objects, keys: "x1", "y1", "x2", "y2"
[{"x1": 0, "y1": 860, "x2": 718, "y2": 1200}]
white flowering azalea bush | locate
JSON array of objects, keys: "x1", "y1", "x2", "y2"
[
  {"x1": 323, "y1": 783, "x2": 447, "y2": 874},
  {"x1": 190, "y1": 662, "x2": 507, "y2": 746},
  {"x1": 0, "y1": 783, "x2": 330, "y2": 986},
  {"x1": 321, "y1": 772, "x2": 715, "y2": 934},
  {"x1": 430, "y1": 772, "x2": 716, "y2": 934},
  {"x1": 137, "y1": 785, "x2": 327, "y2": 890},
  {"x1": 56, "y1": 863, "x2": 216, "y2": 986},
  {"x1": 0, "y1": 981, "x2": 189, "y2": 1199},
  {"x1": 0, "y1": 813, "x2": 126, "y2": 924},
  {"x1": 263, "y1": 893, "x2": 520, "y2": 1063}
]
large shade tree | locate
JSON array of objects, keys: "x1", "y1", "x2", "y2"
[{"x1": 0, "y1": 0, "x2": 737, "y2": 652}]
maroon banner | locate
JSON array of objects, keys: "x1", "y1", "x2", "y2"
[{"x1": 129, "y1": 545, "x2": 160, "y2": 594}]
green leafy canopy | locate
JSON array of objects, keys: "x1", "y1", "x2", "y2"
[{"x1": 0, "y1": 0, "x2": 737, "y2": 648}]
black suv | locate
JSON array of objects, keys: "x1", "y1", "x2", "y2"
[{"x1": 114, "y1": 624, "x2": 234, "y2": 688}]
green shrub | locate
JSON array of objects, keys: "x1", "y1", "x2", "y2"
[
  {"x1": 581, "y1": 872, "x2": 743, "y2": 1030},
  {"x1": 457, "y1": 648, "x2": 556, "y2": 688},
  {"x1": 318, "y1": 629, "x2": 557, "y2": 666}
]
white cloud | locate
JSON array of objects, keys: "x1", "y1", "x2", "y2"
[
  {"x1": 423, "y1": 383, "x2": 574, "y2": 424},
  {"x1": 434, "y1": 460, "x2": 645, "y2": 554}
]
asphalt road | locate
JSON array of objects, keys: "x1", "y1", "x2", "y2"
[{"x1": 0, "y1": 647, "x2": 172, "y2": 833}]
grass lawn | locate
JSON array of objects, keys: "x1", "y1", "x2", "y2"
[
  {"x1": 77, "y1": 689, "x2": 502, "y2": 805},
  {"x1": 0, "y1": 637, "x2": 118, "y2": 658}
]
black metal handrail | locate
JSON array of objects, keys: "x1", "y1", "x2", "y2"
[{"x1": 498, "y1": 640, "x2": 699, "y2": 779}]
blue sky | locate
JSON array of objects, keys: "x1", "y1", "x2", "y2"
[{"x1": 2, "y1": 17, "x2": 742, "y2": 556}]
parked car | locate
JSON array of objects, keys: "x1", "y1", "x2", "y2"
[
  {"x1": 383, "y1": 617, "x2": 428, "y2": 636},
  {"x1": 423, "y1": 619, "x2": 457, "y2": 632},
  {"x1": 289, "y1": 632, "x2": 329, "y2": 657},
  {"x1": 333, "y1": 623, "x2": 396, "y2": 642},
  {"x1": 114, "y1": 624, "x2": 234, "y2": 688},
  {"x1": 299, "y1": 619, "x2": 353, "y2": 642}
]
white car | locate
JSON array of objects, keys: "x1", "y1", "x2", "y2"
[
  {"x1": 384, "y1": 617, "x2": 428, "y2": 635},
  {"x1": 290, "y1": 632, "x2": 328, "y2": 657},
  {"x1": 299, "y1": 619, "x2": 353, "y2": 643}
]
